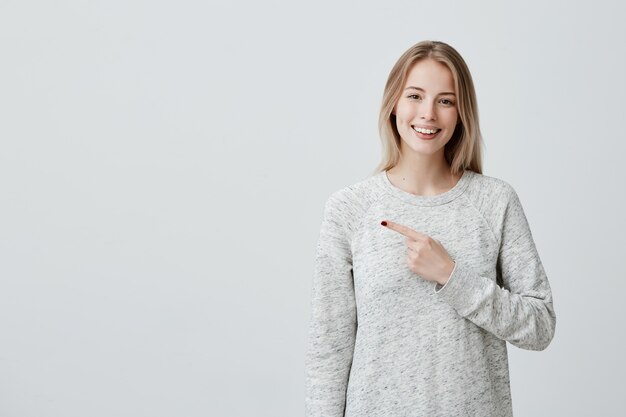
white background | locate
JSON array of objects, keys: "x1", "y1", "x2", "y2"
[{"x1": 1, "y1": 0, "x2": 624, "y2": 416}]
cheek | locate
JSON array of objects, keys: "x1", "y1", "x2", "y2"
[
  {"x1": 445, "y1": 109, "x2": 459, "y2": 126},
  {"x1": 395, "y1": 104, "x2": 414, "y2": 122},
  {"x1": 395, "y1": 99, "x2": 411, "y2": 112},
  {"x1": 393, "y1": 110, "x2": 406, "y2": 124}
]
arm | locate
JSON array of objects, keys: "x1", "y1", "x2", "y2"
[
  {"x1": 433, "y1": 185, "x2": 556, "y2": 351},
  {"x1": 305, "y1": 193, "x2": 357, "y2": 416}
]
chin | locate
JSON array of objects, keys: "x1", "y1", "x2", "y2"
[{"x1": 402, "y1": 138, "x2": 447, "y2": 154}]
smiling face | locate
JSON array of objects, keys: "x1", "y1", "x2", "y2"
[{"x1": 392, "y1": 58, "x2": 459, "y2": 159}]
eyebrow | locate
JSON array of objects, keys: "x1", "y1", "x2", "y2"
[{"x1": 404, "y1": 86, "x2": 456, "y2": 96}]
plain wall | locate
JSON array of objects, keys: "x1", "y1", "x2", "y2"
[{"x1": 1, "y1": 0, "x2": 624, "y2": 416}]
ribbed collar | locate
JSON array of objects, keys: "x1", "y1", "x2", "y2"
[{"x1": 377, "y1": 169, "x2": 474, "y2": 206}]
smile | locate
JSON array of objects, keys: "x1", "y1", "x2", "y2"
[{"x1": 412, "y1": 126, "x2": 441, "y2": 134}]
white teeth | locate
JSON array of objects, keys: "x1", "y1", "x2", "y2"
[{"x1": 413, "y1": 126, "x2": 439, "y2": 134}]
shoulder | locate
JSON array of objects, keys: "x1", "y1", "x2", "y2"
[
  {"x1": 325, "y1": 172, "x2": 385, "y2": 208},
  {"x1": 463, "y1": 171, "x2": 528, "y2": 245},
  {"x1": 467, "y1": 170, "x2": 516, "y2": 194},
  {"x1": 327, "y1": 172, "x2": 377, "y2": 198},
  {"x1": 322, "y1": 173, "x2": 385, "y2": 234},
  {"x1": 465, "y1": 170, "x2": 521, "y2": 209}
]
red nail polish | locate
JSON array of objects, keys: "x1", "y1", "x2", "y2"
[{"x1": 381, "y1": 221, "x2": 387, "y2": 226}]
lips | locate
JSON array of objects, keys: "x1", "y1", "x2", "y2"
[
  {"x1": 412, "y1": 125, "x2": 440, "y2": 140},
  {"x1": 412, "y1": 125, "x2": 441, "y2": 134}
]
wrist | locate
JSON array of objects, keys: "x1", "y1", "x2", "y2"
[{"x1": 438, "y1": 260, "x2": 456, "y2": 285}]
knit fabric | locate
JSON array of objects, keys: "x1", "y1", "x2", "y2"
[{"x1": 305, "y1": 169, "x2": 556, "y2": 417}]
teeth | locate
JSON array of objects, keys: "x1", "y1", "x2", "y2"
[{"x1": 413, "y1": 126, "x2": 439, "y2": 134}]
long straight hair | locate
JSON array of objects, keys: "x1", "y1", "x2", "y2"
[{"x1": 373, "y1": 40, "x2": 484, "y2": 176}]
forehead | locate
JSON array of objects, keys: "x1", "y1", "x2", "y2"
[{"x1": 404, "y1": 59, "x2": 455, "y2": 91}]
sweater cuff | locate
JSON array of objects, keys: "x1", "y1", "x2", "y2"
[
  {"x1": 433, "y1": 261, "x2": 457, "y2": 293},
  {"x1": 432, "y1": 259, "x2": 493, "y2": 317}
]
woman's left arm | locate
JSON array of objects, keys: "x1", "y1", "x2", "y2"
[{"x1": 434, "y1": 185, "x2": 557, "y2": 351}]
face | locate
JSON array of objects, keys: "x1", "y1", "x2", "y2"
[{"x1": 392, "y1": 59, "x2": 459, "y2": 158}]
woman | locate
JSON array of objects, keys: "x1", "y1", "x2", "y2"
[{"x1": 304, "y1": 40, "x2": 556, "y2": 417}]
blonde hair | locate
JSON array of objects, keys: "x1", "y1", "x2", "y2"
[{"x1": 372, "y1": 40, "x2": 484, "y2": 176}]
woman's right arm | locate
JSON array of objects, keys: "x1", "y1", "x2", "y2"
[{"x1": 305, "y1": 193, "x2": 358, "y2": 417}]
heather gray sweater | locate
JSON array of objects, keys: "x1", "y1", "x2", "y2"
[{"x1": 305, "y1": 169, "x2": 556, "y2": 417}]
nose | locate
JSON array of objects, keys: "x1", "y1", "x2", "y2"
[{"x1": 419, "y1": 99, "x2": 436, "y2": 120}]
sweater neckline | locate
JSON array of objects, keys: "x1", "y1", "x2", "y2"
[{"x1": 377, "y1": 169, "x2": 473, "y2": 206}]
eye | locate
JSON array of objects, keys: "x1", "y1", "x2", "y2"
[
  {"x1": 407, "y1": 94, "x2": 421, "y2": 100},
  {"x1": 440, "y1": 99, "x2": 455, "y2": 106}
]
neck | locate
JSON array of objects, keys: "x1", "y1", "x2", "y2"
[{"x1": 386, "y1": 155, "x2": 460, "y2": 197}]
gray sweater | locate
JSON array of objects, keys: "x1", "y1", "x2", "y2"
[{"x1": 305, "y1": 169, "x2": 556, "y2": 417}]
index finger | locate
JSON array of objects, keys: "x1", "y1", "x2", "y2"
[{"x1": 381, "y1": 220, "x2": 425, "y2": 240}]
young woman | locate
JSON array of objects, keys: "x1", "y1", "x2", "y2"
[{"x1": 305, "y1": 40, "x2": 556, "y2": 417}]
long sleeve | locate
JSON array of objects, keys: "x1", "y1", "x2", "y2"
[
  {"x1": 305, "y1": 193, "x2": 358, "y2": 416},
  {"x1": 433, "y1": 185, "x2": 556, "y2": 351}
]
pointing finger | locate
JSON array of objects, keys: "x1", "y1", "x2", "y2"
[{"x1": 381, "y1": 220, "x2": 425, "y2": 240}]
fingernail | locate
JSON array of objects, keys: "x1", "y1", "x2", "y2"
[{"x1": 381, "y1": 221, "x2": 387, "y2": 226}]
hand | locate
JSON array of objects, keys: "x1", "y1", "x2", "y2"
[{"x1": 381, "y1": 220, "x2": 455, "y2": 286}]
